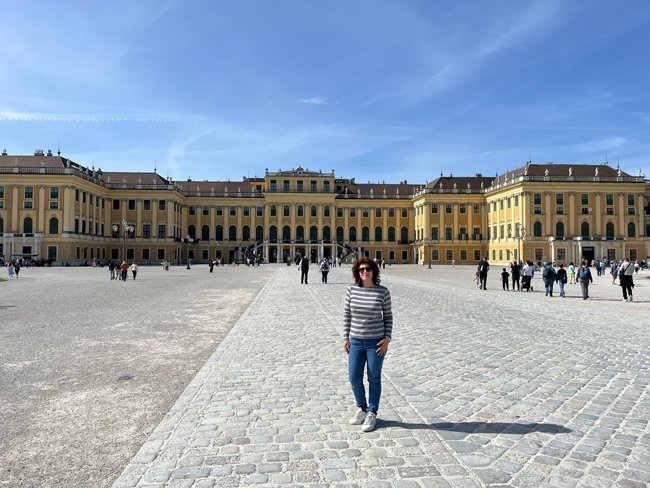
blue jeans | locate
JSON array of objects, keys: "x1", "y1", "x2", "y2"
[
  {"x1": 348, "y1": 338, "x2": 385, "y2": 414},
  {"x1": 544, "y1": 278, "x2": 554, "y2": 295},
  {"x1": 559, "y1": 280, "x2": 565, "y2": 297}
]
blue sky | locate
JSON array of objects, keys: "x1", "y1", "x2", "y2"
[{"x1": 1, "y1": 1, "x2": 649, "y2": 183}]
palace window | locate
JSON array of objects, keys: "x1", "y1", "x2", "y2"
[
  {"x1": 216, "y1": 206, "x2": 223, "y2": 216},
  {"x1": 143, "y1": 224, "x2": 151, "y2": 238},
  {"x1": 460, "y1": 204, "x2": 466, "y2": 214},
  {"x1": 581, "y1": 193, "x2": 589, "y2": 205},
  {"x1": 375, "y1": 208, "x2": 381, "y2": 218},
  {"x1": 445, "y1": 203, "x2": 452, "y2": 214},
  {"x1": 534, "y1": 193, "x2": 541, "y2": 205},
  {"x1": 128, "y1": 199, "x2": 136, "y2": 210},
  {"x1": 230, "y1": 207, "x2": 236, "y2": 216},
  {"x1": 297, "y1": 205, "x2": 304, "y2": 217},
  {"x1": 556, "y1": 194, "x2": 564, "y2": 205},
  {"x1": 283, "y1": 205, "x2": 290, "y2": 217},
  {"x1": 628, "y1": 194, "x2": 635, "y2": 206},
  {"x1": 143, "y1": 200, "x2": 150, "y2": 210},
  {"x1": 431, "y1": 203, "x2": 438, "y2": 213},
  {"x1": 204, "y1": 206, "x2": 210, "y2": 216},
  {"x1": 389, "y1": 208, "x2": 395, "y2": 217},
  {"x1": 158, "y1": 225, "x2": 166, "y2": 238},
  {"x1": 243, "y1": 207, "x2": 249, "y2": 217},
  {"x1": 270, "y1": 205, "x2": 277, "y2": 217},
  {"x1": 606, "y1": 194, "x2": 614, "y2": 205},
  {"x1": 337, "y1": 207, "x2": 343, "y2": 218},
  {"x1": 402, "y1": 208, "x2": 408, "y2": 218},
  {"x1": 363, "y1": 208, "x2": 369, "y2": 218},
  {"x1": 50, "y1": 186, "x2": 59, "y2": 199}
]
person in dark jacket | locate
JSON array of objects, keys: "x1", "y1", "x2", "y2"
[
  {"x1": 510, "y1": 261, "x2": 521, "y2": 291},
  {"x1": 477, "y1": 257, "x2": 490, "y2": 290},
  {"x1": 555, "y1": 264, "x2": 567, "y2": 298},
  {"x1": 577, "y1": 259, "x2": 593, "y2": 300},
  {"x1": 300, "y1": 256, "x2": 310, "y2": 284}
]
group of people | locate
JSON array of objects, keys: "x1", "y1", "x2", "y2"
[
  {"x1": 4, "y1": 260, "x2": 22, "y2": 278},
  {"x1": 108, "y1": 261, "x2": 138, "y2": 281},
  {"x1": 491, "y1": 257, "x2": 642, "y2": 302}
]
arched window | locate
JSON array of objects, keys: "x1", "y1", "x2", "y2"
[
  {"x1": 628, "y1": 222, "x2": 636, "y2": 238},
  {"x1": 581, "y1": 222, "x2": 590, "y2": 238},
  {"x1": 310, "y1": 226, "x2": 318, "y2": 241},
  {"x1": 24, "y1": 217, "x2": 33, "y2": 234},
  {"x1": 555, "y1": 221, "x2": 564, "y2": 238},
  {"x1": 336, "y1": 226, "x2": 344, "y2": 242},
  {"x1": 400, "y1": 226, "x2": 409, "y2": 243},
  {"x1": 242, "y1": 225, "x2": 250, "y2": 241},
  {"x1": 282, "y1": 225, "x2": 291, "y2": 241},
  {"x1": 323, "y1": 226, "x2": 331, "y2": 240},
  {"x1": 296, "y1": 226, "x2": 304, "y2": 240},
  {"x1": 269, "y1": 225, "x2": 278, "y2": 241},
  {"x1": 606, "y1": 222, "x2": 615, "y2": 238},
  {"x1": 215, "y1": 225, "x2": 223, "y2": 241},
  {"x1": 533, "y1": 221, "x2": 542, "y2": 237},
  {"x1": 362, "y1": 226, "x2": 370, "y2": 242},
  {"x1": 201, "y1": 225, "x2": 210, "y2": 241},
  {"x1": 388, "y1": 226, "x2": 395, "y2": 242},
  {"x1": 49, "y1": 217, "x2": 59, "y2": 234},
  {"x1": 188, "y1": 224, "x2": 196, "y2": 239},
  {"x1": 375, "y1": 226, "x2": 382, "y2": 242},
  {"x1": 228, "y1": 225, "x2": 237, "y2": 241},
  {"x1": 256, "y1": 225, "x2": 263, "y2": 241},
  {"x1": 349, "y1": 226, "x2": 357, "y2": 241}
]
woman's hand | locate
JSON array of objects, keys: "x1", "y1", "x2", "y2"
[
  {"x1": 343, "y1": 339, "x2": 350, "y2": 354},
  {"x1": 376, "y1": 338, "x2": 390, "y2": 356}
]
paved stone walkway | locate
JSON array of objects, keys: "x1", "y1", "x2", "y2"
[{"x1": 113, "y1": 265, "x2": 650, "y2": 487}]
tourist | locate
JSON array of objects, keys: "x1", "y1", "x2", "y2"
[
  {"x1": 299, "y1": 255, "x2": 310, "y2": 284},
  {"x1": 477, "y1": 257, "x2": 490, "y2": 290},
  {"x1": 108, "y1": 261, "x2": 116, "y2": 280},
  {"x1": 510, "y1": 261, "x2": 521, "y2": 291},
  {"x1": 556, "y1": 264, "x2": 567, "y2": 298},
  {"x1": 501, "y1": 268, "x2": 509, "y2": 291},
  {"x1": 7, "y1": 261, "x2": 15, "y2": 278},
  {"x1": 320, "y1": 258, "x2": 330, "y2": 284},
  {"x1": 619, "y1": 258, "x2": 635, "y2": 302},
  {"x1": 120, "y1": 261, "x2": 129, "y2": 281},
  {"x1": 130, "y1": 262, "x2": 138, "y2": 280},
  {"x1": 568, "y1": 262, "x2": 576, "y2": 284},
  {"x1": 577, "y1": 259, "x2": 593, "y2": 300},
  {"x1": 343, "y1": 257, "x2": 393, "y2": 433},
  {"x1": 543, "y1": 262, "x2": 557, "y2": 297}
]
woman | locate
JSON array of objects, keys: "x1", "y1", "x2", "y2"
[
  {"x1": 343, "y1": 257, "x2": 393, "y2": 433},
  {"x1": 568, "y1": 262, "x2": 576, "y2": 284}
]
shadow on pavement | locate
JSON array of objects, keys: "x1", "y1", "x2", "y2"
[{"x1": 380, "y1": 420, "x2": 571, "y2": 434}]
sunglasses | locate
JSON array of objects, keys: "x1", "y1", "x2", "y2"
[{"x1": 358, "y1": 267, "x2": 372, "y2": 273}]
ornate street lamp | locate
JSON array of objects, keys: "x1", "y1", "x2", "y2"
[
  {"x1": 515, "y1": 223, "x2": 526, "y2": 263},
  {"x1": 112, "y1": 220, "x2": 134, "y2": 261}
]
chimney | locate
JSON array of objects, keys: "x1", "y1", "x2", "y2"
[
  {"x1": 1, "y1": 149, "x2": 7, "y2": 156},
  {"x1": 34, "y1": 149, "x2": 44, "y2": 156},
  {"x1": 47, "y1": 149, "x2": 52, "y2": 156}
]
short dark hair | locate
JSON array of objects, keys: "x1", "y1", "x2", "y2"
[{"x1": 351, "y1": 257, "x2": 381, "y2": 287}]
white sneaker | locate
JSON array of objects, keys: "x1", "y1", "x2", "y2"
[
  {"x1": 362, "y1": 412, "x2": 377, "y2": 432},
  {"x1": 349, "y1": 408, "x2": 366, "y2": 425}
]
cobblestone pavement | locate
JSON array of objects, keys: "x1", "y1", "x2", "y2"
[{"x1": 112, "y1": 264, "x2": 650, "y2": 487}]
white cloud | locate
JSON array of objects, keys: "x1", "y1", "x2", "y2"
[{"x1": 297, "y1": 96, "x2": 329, "y2": 105}]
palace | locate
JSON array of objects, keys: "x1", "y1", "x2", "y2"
[{"x1": 1, "y1": 149, "x2": 649, "y2": 265}]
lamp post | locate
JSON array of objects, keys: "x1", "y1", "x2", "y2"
[
  {"x1": 515, "y1": 223, "x2": 526, "y2": 263},
  {"x1": 185, "y1": 235, "x2": 193, "y2": 269},
  {"x1": 112, "y1": 220, "x2": 134, "y2": 262}
]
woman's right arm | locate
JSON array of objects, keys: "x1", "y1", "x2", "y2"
[{"x1": 343, "y1": 287, "x2": 352, "y2": 353}]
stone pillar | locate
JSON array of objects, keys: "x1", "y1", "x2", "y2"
[{"x1": 38, "y1": 186, "x2": 46, "y2": 232}]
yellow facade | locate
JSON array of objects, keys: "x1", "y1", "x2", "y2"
[{"x1": 1, "y1": 153, "x2": 648, "y2": 265}]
